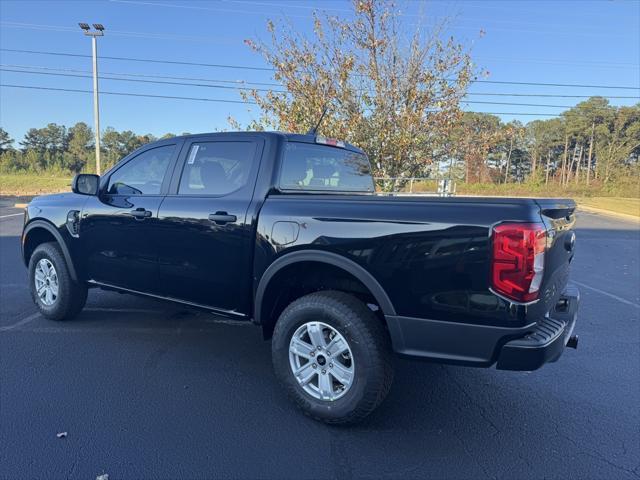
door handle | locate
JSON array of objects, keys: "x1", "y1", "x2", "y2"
[
  {"x1": 130, "y1": 208, "x2": 152, "y2": 220},
  {"x1": 208, "y1": 212, "x2": 237, "y2": 225}
]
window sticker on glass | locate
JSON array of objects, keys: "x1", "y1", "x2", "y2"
[{"x1": 187, "y1": 145, "x2": 200, "y2": 164}]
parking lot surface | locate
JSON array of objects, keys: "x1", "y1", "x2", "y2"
[{"x1": 1, "y1": 196, "x2": 639, "y2": 479}]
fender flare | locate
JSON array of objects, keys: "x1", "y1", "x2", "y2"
[
  {"x1": 23, "y1": 220, "x2": 79, "y2": 282},
  {"x1": 254, "y1": 249, "x2": 396, "y2": 324}
]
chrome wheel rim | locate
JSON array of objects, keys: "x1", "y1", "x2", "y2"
[
  {"x1": 289, "y1": 321, "x2": 355, "y2": 401},
  {"x1": 34, "y1": 258, "x2": 59, "y2": 306}
]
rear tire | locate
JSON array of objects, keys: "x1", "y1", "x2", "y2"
[
  {"x1": 272, "y1": 291, "x2": 394, "y2": 424},
  {"x1": 28, "y1": 242, "x2": 87, "y2": 321}
]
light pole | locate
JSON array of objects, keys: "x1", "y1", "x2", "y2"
[{"x1": 79, "y1": 22, "x2": 104, "y2": 175}]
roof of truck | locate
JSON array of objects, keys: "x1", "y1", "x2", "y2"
[{"x1": 170, "y1": 131, "x2": 365, "y2": 154}]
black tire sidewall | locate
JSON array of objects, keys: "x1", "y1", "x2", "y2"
[
  {"x1": 272, "y1": 293, "x2": 386, "y2": 422},
  {"x1": 28, "y1": 243, "x2": 76, "y2": 320}
]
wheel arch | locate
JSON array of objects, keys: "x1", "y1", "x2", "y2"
[
  {"x1": 22, "y1": 220, "x2": 79, "y2": 282},
  {"x1": 255, "y1": 250, "x2": 396, "y2": 338}
]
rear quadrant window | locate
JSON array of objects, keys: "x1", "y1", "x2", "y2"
[{"x1": 279, "y1": 142, "x2": 374, "y2": 193}]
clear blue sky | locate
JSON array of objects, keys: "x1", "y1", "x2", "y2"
[{"x1": 1, "y1": 0, "x2": 639, "y2": 143}]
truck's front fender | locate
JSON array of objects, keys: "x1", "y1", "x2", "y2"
[{"x1": 22, "y1": 219, "x2": 79, "y2": 282}]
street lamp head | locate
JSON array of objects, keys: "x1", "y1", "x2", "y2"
[
  {"x1": 78, "y1": 22, "x2": 90, "y2": 31},
  {"x1": 93, "y1": 23, "x2": 105, "y2": 31}
]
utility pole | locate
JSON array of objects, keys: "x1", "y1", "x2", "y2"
[{"x1": 79, "y1": 23, "x2": 105, "y2": 175}]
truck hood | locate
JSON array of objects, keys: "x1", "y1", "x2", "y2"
[{"x1": 29, "y1": 192, "x2": 78, "y2": 205}]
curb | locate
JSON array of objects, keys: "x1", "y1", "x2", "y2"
[
  {"x1": 578, "y1": 205, "x2": 639, "y2": 223},
  {"x1": 14, "y1": 203, "x2": 28, "y2": 208}
]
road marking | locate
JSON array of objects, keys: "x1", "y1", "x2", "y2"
[
  {"x1": 0, "y1": 312, "x2": 40, "y2": 332},
  {"x1": 0, "y1": 307, "x2": 248, "y2": 334},
  {"x1": 0, "y1": 213, "x2": 23, "y2": 219},
  {"x1": 84, "y1": 307, "x2": 160, "y2": 314},
  {"x1": 573, "y1": 281, "x2": 640, "y2": 309},
  {"x1": 204, "y1": 317, "x2": 252, "y2": 326},
  {"x1": 0, "y1": 308, "x2": 158, "y2": 333}
]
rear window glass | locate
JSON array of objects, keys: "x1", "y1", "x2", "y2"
[{"x1": 279, "y1": 142, "x2": 374, "y2": 192}]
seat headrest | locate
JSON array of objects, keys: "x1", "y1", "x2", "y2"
[{"x1": 199, "y1": 160, "x2": 227, "y2": 193}]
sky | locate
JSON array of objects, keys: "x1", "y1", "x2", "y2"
[{"x1": 1, "y1": 0, "x2": 639, "y2": 143}]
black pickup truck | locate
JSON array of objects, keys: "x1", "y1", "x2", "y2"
[{"x1": 21, "y1": 132, "x2": 579, "y2": 423}]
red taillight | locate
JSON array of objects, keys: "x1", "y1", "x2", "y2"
[{"x1": 491, "y1": 222, "x2": 547, "y2": 303}]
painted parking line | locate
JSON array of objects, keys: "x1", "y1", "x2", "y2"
[
  {"x1": 573, "y1": 281, "x2": 640, "y2": 309},
  {"x1": 0, "y1": 213, "x2": 23, "y2": 219},
  {"x1": 0, "y1": 312, "x2": 41, "y2": 332},
  {"x1": 82, "y1": 307, "x2": 161, "y2": 314},
  {"x1": 0, "y1": 307, "x2": 252, "y2": 333},
  {"x1": 0, "y1": 308, "x2": 159, "y2": 333}
]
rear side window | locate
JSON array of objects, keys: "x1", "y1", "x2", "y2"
[
  {"x1": 178, "y1": 141, "x2": 257, "y2": 196},
  {"x1": 279, "y1": 142, "x2": 374, "y2": 192}
]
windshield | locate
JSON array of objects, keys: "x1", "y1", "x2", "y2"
[{"x1": 279, "y1": 142, "x2": 374, "y2": 193}]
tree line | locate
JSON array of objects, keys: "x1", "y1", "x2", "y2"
[
  {"x1": 0, "y1": 124, "x2": 178, "y2": 175},
  {"x1": 1, "y1": 95, "x2": 638, "y2": 194},
  {"x1": 447, "y1": 98, "x2": 639, "y2": 190}
]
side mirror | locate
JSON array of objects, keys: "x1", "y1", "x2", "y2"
[{"x1": 72, "y1": 174, "x2": 100, "y2": 196}]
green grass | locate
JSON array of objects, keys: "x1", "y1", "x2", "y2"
[
  {"x1": 577, "y1": 197, "x2": 640, "y2": 218},
  {"x1": 0, "y1": 174, "x2": 72, "y2": 196}
]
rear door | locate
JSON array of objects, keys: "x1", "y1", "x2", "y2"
[
  {"x1": 80, "y1": 141, "x2": 181, "y2": 293},
  {"x1": 155, "y1": 136, "x2": 264, "y2": 316}
]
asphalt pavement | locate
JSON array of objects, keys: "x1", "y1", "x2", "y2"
[{"x1": 1, "y1": 196, "x2": 639, "y2": 480}]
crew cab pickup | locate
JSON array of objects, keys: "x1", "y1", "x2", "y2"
[{"x1": 21, "y1": 132, "x2": 579, "y2": 423}]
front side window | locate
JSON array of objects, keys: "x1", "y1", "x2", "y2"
[
  {"x1": 107, "y1": 145, "x2": 175, "y2": 195},
  {"x1": 178, "y1": 141, "x2": 257, "y2": 196},
  {"x1": 279, "y1": 142, "x2": 374, "y2": 192}
]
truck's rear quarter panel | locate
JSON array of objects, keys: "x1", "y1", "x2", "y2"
[{"x1": 256, "y1": 195, "x2": 561, "y2": 329}]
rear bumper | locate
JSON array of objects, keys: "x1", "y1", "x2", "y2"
[
  {"x1": 496, "y1": 284, "x2": 579, "y2": 370},
  {"x1": 385, "y1": 284, "x2": 579, "y2": 370}
]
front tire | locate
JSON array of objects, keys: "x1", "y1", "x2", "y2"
[
  {"x1": 272, "y1": 291, "x2": 394, "y2": 424},
  {"x1": 28, "y1": 242, "x2": 87, "y2": 321}
]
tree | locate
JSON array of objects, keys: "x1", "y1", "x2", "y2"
[
  {"x1": 237, "y1": 0, "x2": 475, "y2": 190},
  {"x1": 450, "y1": 112, "x2": 502, "y2": 183},
  {"x1": 499, "y1": 121, "x2": 525, "y2": 183},
  {"x1": 594, "y1": 104, "x2": 640, "y2": 184},
  {"x1": 66, "y1": 122, "x2": 93, "y2": 173},
  {"x1": 41, "y1": 123, "x2": 68, "y2": 156},
  {"x1": 101, "y1": 128, "x2": 158, "y2": 169},
  {"x1": 526, "y1": 118, "x2": 564, "y2": 184},
  {"x1": 0, "y1": 128, "x2": 14, "y2": 153},
  {"x1": 562, "y1": 97, "x2": 613, "y2": 185},
  {"x1": 20, "y1": 128, "x2": 48, "y2": 152}
]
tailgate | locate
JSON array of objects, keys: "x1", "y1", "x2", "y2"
[{"x1": 531, "y1": 199, "x2": 577, "y2": 317}]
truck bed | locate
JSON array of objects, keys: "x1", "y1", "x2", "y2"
[{"x1": 256, "y1": 193, "x2": 576, "y2": 330}]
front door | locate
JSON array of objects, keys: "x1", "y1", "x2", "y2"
[
  {"x1": 156, "y1": 136, "x2": 264, "y2": 316},
  {"x1": 80, "y1": 142, "x2": 181, "y2": 293}
]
